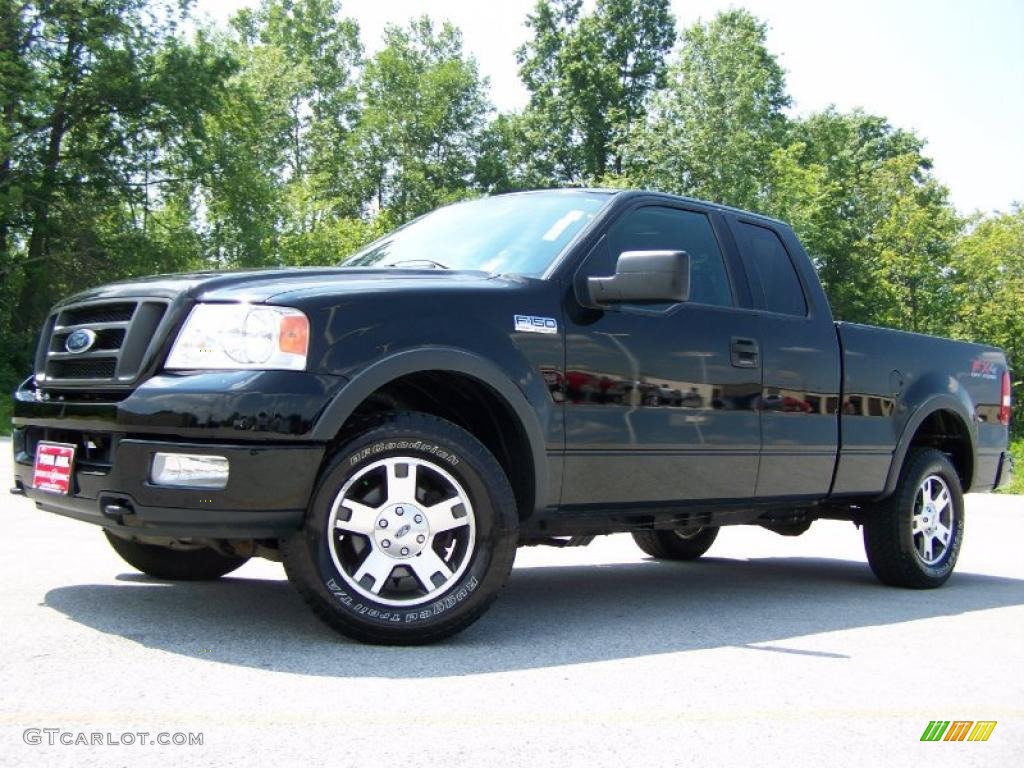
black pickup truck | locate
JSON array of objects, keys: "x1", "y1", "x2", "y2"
[{"x1": 10, "y1": 189, "x2": 1014, "y2": 644}]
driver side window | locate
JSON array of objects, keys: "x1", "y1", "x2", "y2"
[{"x1": 586, "y1": 206, "x2": 734, "y2": 308}]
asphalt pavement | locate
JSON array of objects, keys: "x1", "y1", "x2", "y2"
[{"x1": 1, "y1": 438, "x2": 1021, "y2": 767}]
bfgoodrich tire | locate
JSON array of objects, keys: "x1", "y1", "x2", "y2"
[
  {"x1": 104, "y1": 530, "x2": 250, "y2": 580},
  {"x1": 632, "y1": 526, "x2": 719, "y2": 561},
  {"x1": 282, "y1": 412, "x2": 519, "y2": 645},
  {"x1": 862, "y1": 448, "x2": 965, "y2": 589}
]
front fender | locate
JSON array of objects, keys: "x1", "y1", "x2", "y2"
[{"x1": 311, "y1": 346, "x2": 550, "y2": 513}]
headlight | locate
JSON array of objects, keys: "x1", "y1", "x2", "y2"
[{"x1": 165, "y1": 304, "x2": 309, "y2": 370}]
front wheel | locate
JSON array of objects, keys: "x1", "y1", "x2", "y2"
[
  {"x1": 104, "y1": 531, "x2": 250, "y2": 580},
  {"x1": 282, "y1": 412, "x2": 519, "y2": 645},
  {"x1": 632, "y1": 526, "x2": 719, "y2": 561},
  {"x1": 862, "y1": 448, "x2": 964, "y2": 588}
]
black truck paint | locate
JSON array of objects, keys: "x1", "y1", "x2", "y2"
[{"x1": 9, "y1": 189, "x2": 1014, "y2": 643}]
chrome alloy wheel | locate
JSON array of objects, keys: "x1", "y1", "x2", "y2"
[
  {"x1": 327, "y1": 457, "x2": 477, "y2": 606},
  {"x1": 911, "y1": 474, "x2": 954, "y2": 566},
  {"x1": 674, "y1": 527, "x2": 704, "y2": 541}
]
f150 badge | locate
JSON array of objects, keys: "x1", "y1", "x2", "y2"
[{"x1": 514, "y1": 315, "x2": 558, "y2": 334}]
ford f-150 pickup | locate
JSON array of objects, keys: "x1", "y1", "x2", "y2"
[{"x1": 9, "y1": 189, "x2": 1015, "y2": 644}]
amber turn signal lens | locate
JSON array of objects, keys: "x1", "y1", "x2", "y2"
[{"x1": 279, "y1": 314, "x2": 309, "y2": 356}]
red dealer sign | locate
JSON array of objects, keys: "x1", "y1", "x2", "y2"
[{"x1": 32, "y1": 442, "x2": 76, "y2": 495}]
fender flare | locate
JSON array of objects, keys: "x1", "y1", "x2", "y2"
[
  {"x1": 879, "y1": 394, "x2": 976, "y2": 498},
  {"x1": 311, "y1": 347, "x2": 549, "y2": 513}
]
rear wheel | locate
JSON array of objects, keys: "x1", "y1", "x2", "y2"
[
  {"x1": 104, "y1": 531, "x2": 250, "y2": 580},
  {"x1": 282, "y1": 412, "x2": 518, "y2": 645},
  {"x1": 632, "y1": 526, "x2": 719, "y2": 561},
  {"x1": 862, "y1": 448, "x2": 964, "y2": 588}
]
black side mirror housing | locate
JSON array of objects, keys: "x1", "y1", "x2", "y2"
[{"x1": 585, "y1": 250, "x2": 690, "y2": 306}]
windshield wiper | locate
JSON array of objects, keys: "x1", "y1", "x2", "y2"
[{"x1": 383, "y1": 259, "x2": 450, "y2": 270}]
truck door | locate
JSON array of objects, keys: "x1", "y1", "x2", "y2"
[
  {"x1": 727, "y1": 216, "x2": 841, "y2": 498},
  {"x1": 562, "y1": 202, "x2": 762, "y2": 506}
]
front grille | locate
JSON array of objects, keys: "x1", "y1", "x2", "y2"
[
  {"x1": 36, "y1": 298, "x2": 169, "y2": 388},
  {"x1": 19, "y1": 426, "x2": 118, "y2": 472},
  {"x1": 50, "y1": 327, "x2": 126, "y2": 353},
  {"x1": 63, "y1": 302, "x2": 136, "y2": 325},
  {"x1": 50, "y1": 359, "x2": 118, "y2": 379}
]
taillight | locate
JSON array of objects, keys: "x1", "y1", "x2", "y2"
[{"x1": 999, "y1": 370, "x2": 1012, "y2": 426}]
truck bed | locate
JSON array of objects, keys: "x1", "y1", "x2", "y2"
[{"x1": 833, "y1": 322, "x2": 1009, "y2": 496}]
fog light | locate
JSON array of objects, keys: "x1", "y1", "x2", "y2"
[{"x1": 150, "y1": 453, "x2": 229, "y2": 489}]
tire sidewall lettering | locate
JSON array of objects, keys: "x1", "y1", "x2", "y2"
[
  {"x1": 349, "y1": 440, "x2": 460, "y2": 468},
  {"x1": 324, "y1": 574, "x2": 481, "y2": 624}
]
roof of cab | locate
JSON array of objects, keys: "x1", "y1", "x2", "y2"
[{"x1": 494, "y1": 187, "x2": 790, "y2": 229}]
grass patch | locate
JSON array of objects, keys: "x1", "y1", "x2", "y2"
[
  {"x1": 0, "y1": 397, "x2": 10, "y2": 438},
  {"x1": 999, "y1": 438, "x2": 1023, "y2": 494}
]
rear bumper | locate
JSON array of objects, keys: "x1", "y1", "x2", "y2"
[{"x1": 12, "y1": 431, "x2": 324, "y2": 540}]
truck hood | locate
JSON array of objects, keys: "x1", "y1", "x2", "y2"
[{"x1": 56, "y1": 266, "x2": 505, "y2": 307}]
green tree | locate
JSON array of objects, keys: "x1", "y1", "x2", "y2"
[
  {"x1": 474, "y1": 112, "x2": 519, "y2": 194},
  {"x1": 629, "y1": 9, "x2": 788, "y2": 210},
  {"x1": 353, "y1": 17, "x2": 490, "y2": 223},
  {"x1": 0, "y1": 0, "x2": 233, "y2": 388},
  {"x1": 951, "y1": 207, "x2": 1024, "y2": 433},
  {"x1": 199, "y1": 35, "x2": 295, "y2": 266},
  {"x1": 596, "y1": 0, "x2": 676, "y2": 176},
  {"x1": 233, "y1": 0, "x2": 361, "y2": 190},
  {"x1": 512, "y1": 0, "x2": 582, "y2": 185},
  {"x1": 199, "y1": 0, "x2": 363, "y2": 267},
  {"x1": 768, "y1": 109, "x2": 951, "y2": 326},
  {"x1": 864, "y1": 156, "x2": 959, "y2": 334},
  {"x1": 512, "y1": 0, "x2": 674, "y2": 185}
]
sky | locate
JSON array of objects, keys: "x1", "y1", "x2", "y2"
[{"x1": 194, "y1": 0, "x2": 1024, "y2": 215}]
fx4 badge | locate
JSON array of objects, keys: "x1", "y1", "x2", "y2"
[
  {"x1": 514, "y1": 315, "x2": 558, "y2": 335},
  {"x1": 969, "y1": 359, "x2": 999, "y2": 380}
]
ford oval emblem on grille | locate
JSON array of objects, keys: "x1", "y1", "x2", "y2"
[{"x1": 65, "y1": 329, "x2": 97, "y2": 354}]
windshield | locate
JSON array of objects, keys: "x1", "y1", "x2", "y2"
[{"x1": 342, "y1": 191, "x2": 612, "y2": 277}]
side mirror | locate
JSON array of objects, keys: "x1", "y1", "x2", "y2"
[{"x1": 586, "y1": 250, "x2": 690, "y2": 306}]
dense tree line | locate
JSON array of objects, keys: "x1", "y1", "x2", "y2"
[{"x1": 1, "y1": 0, "x2": 1020, "y2": 434}]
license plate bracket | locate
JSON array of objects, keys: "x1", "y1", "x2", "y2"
[{"x1": 32, "y1": 442, "x2": 77, "y2": 495}]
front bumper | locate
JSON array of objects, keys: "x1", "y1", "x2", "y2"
[
  {"x1": 12, "y1": 434, "x2": 324, "y2": 538},
  {"x1": 10, "y1": 370, "x2": 341, "y2": 539}
]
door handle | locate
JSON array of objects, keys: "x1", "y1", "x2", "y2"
[{"x1": 730, "y1": 337, "x2": 760, "y2": 368}]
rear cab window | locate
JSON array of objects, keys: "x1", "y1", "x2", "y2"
[{"x1": 733, "y1": 221, "x2": 808, "y2": 317}]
